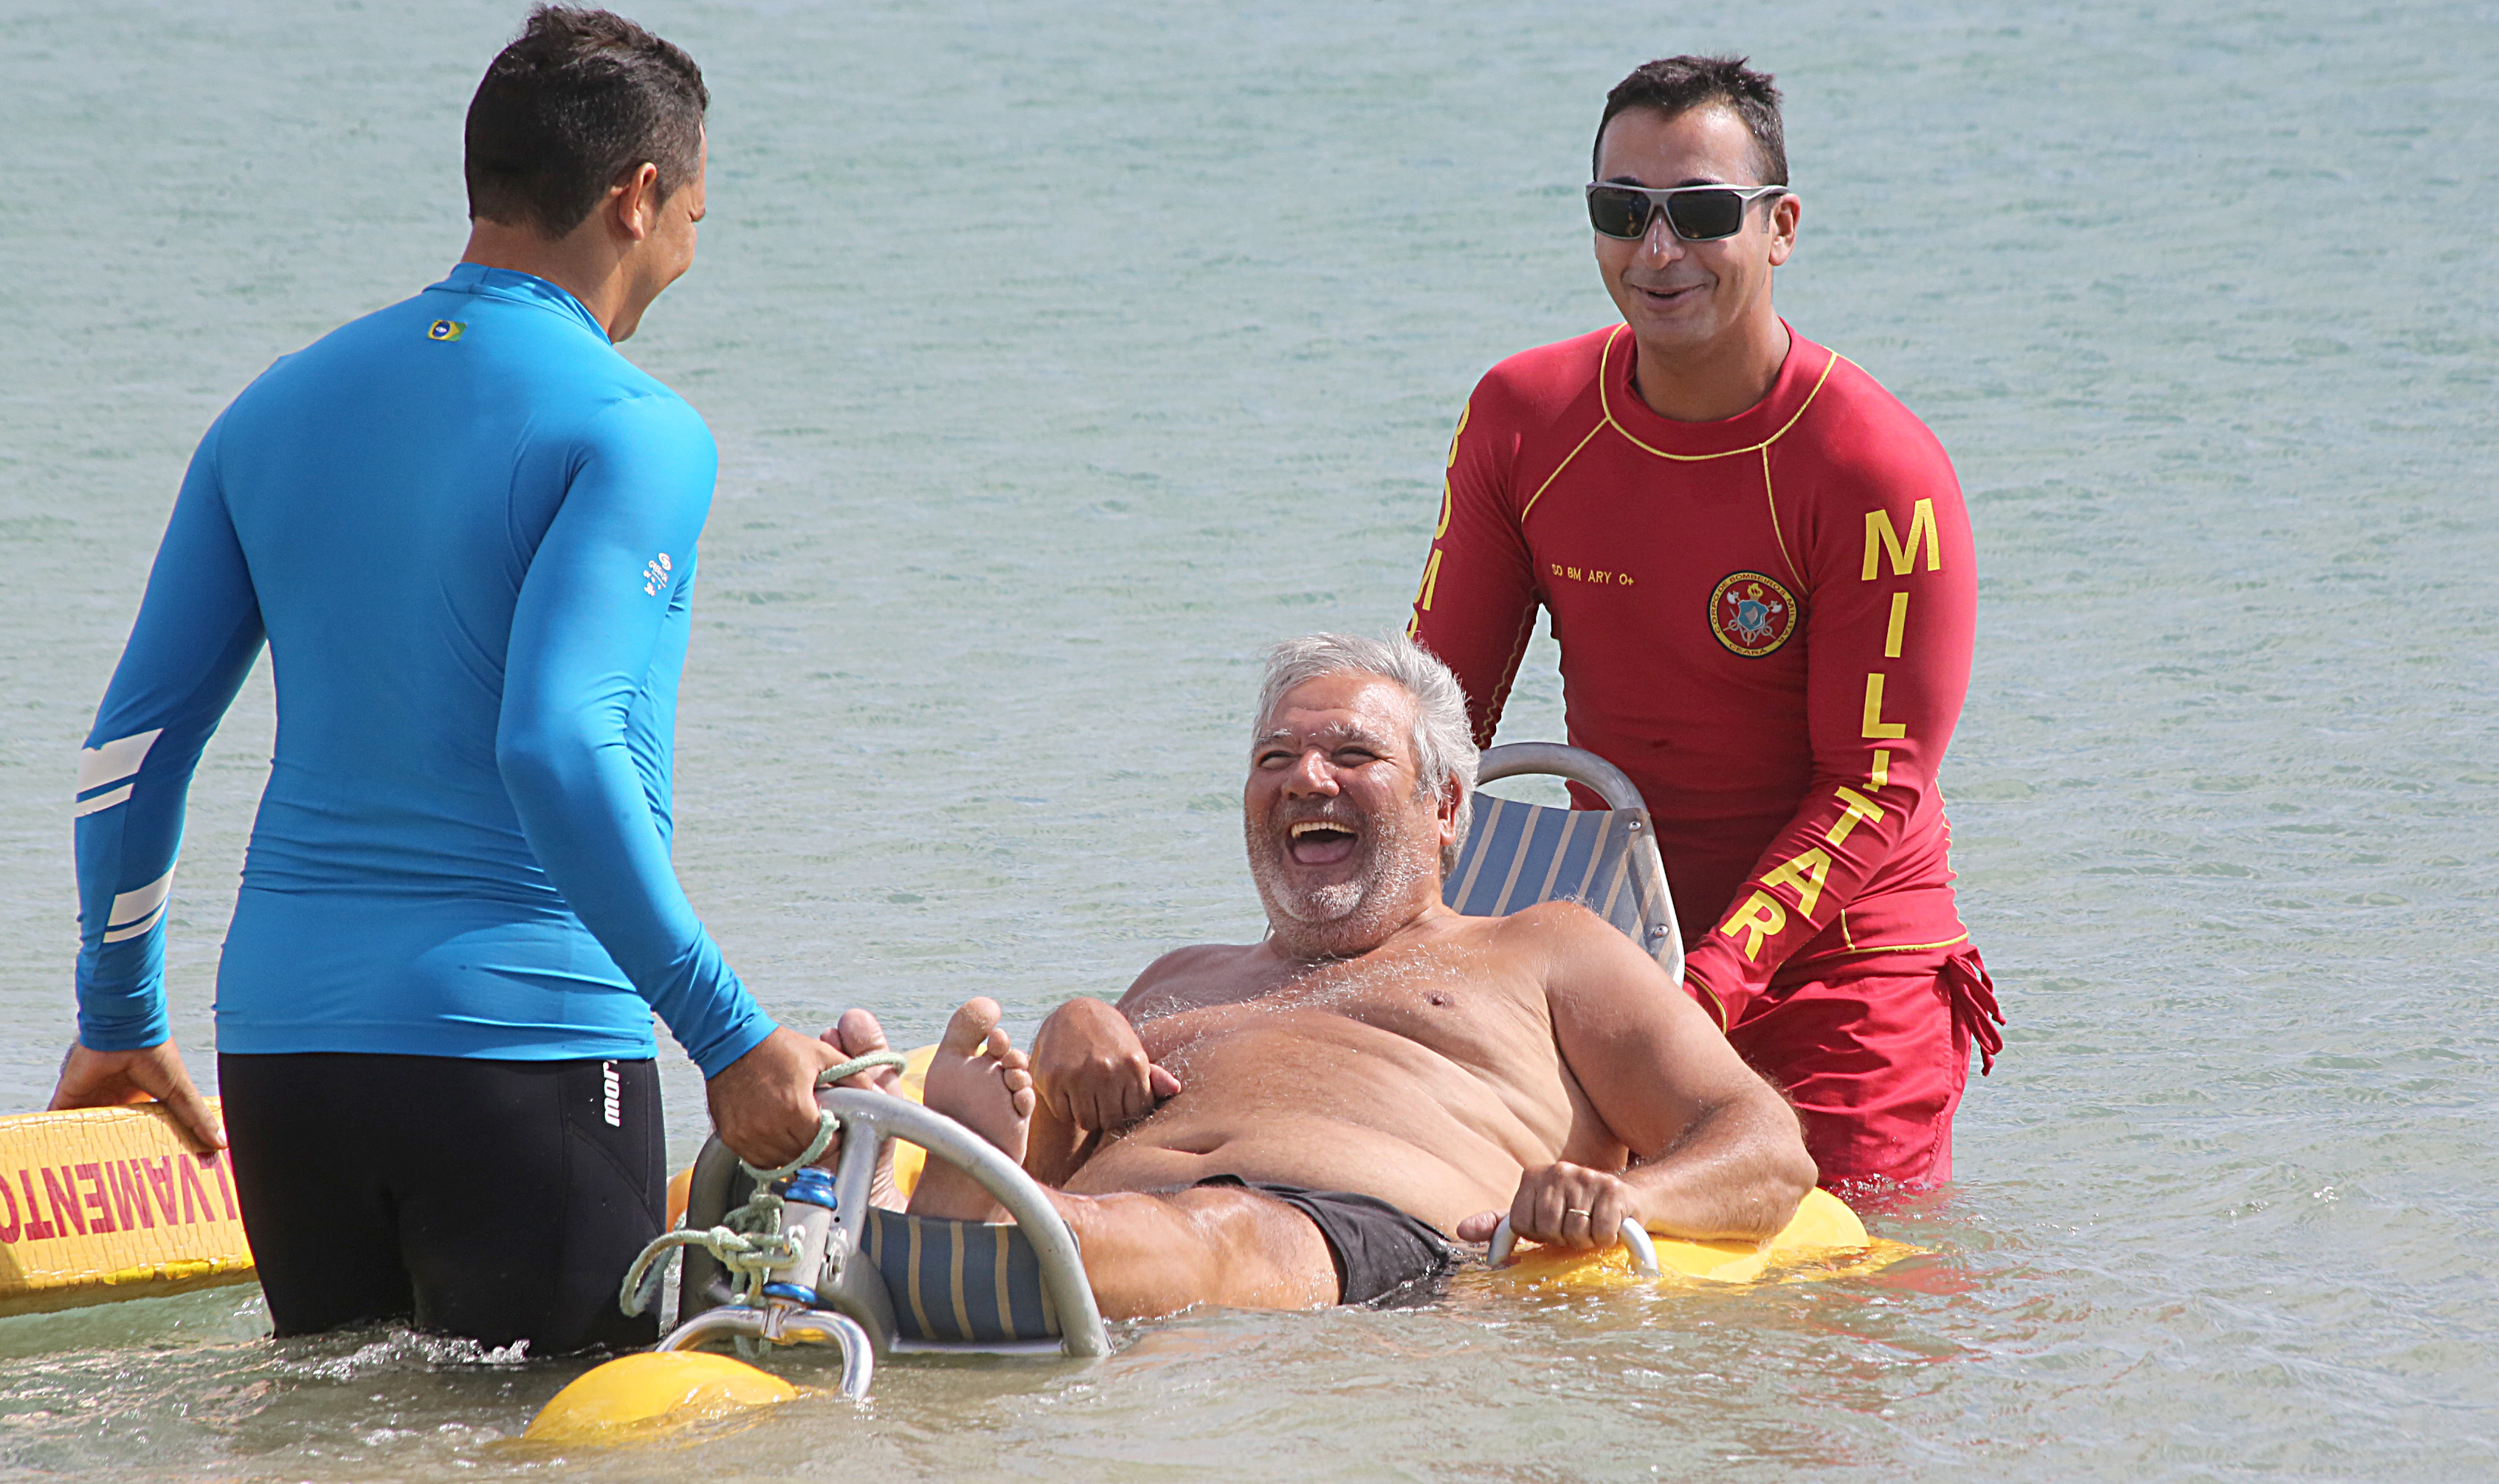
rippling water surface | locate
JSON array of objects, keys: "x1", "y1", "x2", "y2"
[{"x1": 1, "y1": 1, "x2": 2493, "y2": 1478}]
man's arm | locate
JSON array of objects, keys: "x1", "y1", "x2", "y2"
[
  {"x1": 497, "y1": 394, "x2": 834, "y2": 1164},
  {"x1": 1461, "y1": 903, "x2": 1816, "y2": 1246},
  {"x1": 1678, "y1": 431, "x2": 1978, "y2": 1032},
  {"x1": 54, "y1": 420, "x2": 263, "y2": 1152},
  {"x1": 1021, "y1": 952, "x2": 1211, "y2": 1182},
  {"x1": 1407, "y1": 382, "x2": 1542, "y2": 747}
]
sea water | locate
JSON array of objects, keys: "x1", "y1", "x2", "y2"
[{"x1": 0, "y1": 0, "x2": 2492, "y2": 1478}]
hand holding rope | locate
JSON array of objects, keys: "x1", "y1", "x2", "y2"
[{"x1": 619, "y1": 1049, "x2": 911, "y2": 1318}]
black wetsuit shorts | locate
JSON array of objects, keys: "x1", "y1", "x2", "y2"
[
  {"x1": 218, "y1": 1052, "x2": 663, "y2": 1354},
  {"x1": 1196, "y1": 1176, "x2": 1458, "y2": 1306}
]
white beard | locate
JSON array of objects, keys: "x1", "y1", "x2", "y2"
[{"x1": 1246, "y1": 796, "x2": 1431, "y2": 945}]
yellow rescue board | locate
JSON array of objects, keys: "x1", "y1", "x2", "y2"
[
  {"x1": 1489, "y1": 1187, "x2": 1914, "y2": 1290},
  {"x1": 0, "y1": 1102, "x2": 255, "y2": 1316}
]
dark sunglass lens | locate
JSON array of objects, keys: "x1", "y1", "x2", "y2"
[
  {"x1": 1664, "y1": 189, "x2": 1745, "y2": 241},
  {"x1": 1586, "y1": 188, "x2": 1651, "y2": 239}
]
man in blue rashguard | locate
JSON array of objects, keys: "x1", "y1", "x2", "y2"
[{"x1": 49, "y1": 7, "x2": 857, "y2": 1352}]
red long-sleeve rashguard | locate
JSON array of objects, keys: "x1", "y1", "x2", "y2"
[{"x1": 1411, "y1": 324, "x2": 1977, "y2": 1033}]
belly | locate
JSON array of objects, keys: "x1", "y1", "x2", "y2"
[{"x1": 1064, "y1": 1017, "x2": 1558, "y2": 1231}]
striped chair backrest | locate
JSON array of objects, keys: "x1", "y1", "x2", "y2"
[{"x1": 1441, "y1": 793, "x2": 1681, "y2": 974}]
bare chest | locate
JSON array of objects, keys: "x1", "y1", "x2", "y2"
[{"x1": 1137, "y1": 951, "x2": 1562, "y2": 1095}]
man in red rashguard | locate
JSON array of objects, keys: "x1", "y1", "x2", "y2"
[{"x1": 1408, "y1": 55, "x2": 2002, "y2": 1190}]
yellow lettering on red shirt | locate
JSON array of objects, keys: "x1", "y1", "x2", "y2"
[
  {"x1": 1862, "y1": 500, "x2": 1942, "y2": 579},
  {"x1": 1825, "y1": 785, "x2": 1886, "y2": 846},
  {"x1": 1718, "y1": 891, "x2": 1788, "y2": 962},
  {"x1": 1883, "y1": 591, "x2": 1909, "y2": 658},
  {"x1": 1413, "y1": 548, "x2": 1444, "y2": 613},
  {"x1": 1433, "y1": 480, "x2": 1452, "y2": 541},
  {"x1": 1861, "y1": 673, "x2": 1909, "y2": 739},
  {"x1": 1869, "y1": 749, "x2": 1892, "y2": 789},
  {"x1": 1762, "y1": 847, "x2": 1834, "y2": 917}
]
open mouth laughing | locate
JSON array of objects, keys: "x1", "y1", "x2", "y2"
[{"x1": 1287, "y1": 817, "x2": 1361, "y2": 866}]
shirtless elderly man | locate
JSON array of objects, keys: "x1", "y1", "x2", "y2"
[{"x1": 851, "y1": 633, "x2": 1815, "y2": 1318}]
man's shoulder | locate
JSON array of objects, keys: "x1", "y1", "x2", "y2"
[
  {"x1": 573, "y1": 374, "x2": 711, "y2": 448},
  {"x1": 225, "y1": 292, "x2": 436, "y2": 402},
  {"x1": 1422, "y1": 899, "x2": 1638, "y2": 976},
  {"x1": 230, "y1": 288, "x2": 681, "y2": 403},
  {"x1": 1790, "y1": 337, "x2": 1953, "y2": 475},
  {"x1": 1466, "y1": 897, "x2": 1630, "y2": 948},
  {"x1": 1141, "y1": 942, "x2": 1261, "y2": 976},
  {"x1": 1472, "y1": 325, "x2": 1618, "y2": 413},
  {"x1": 1462, "y1": 899, "x2": 1679, "y2": 1005},
  {"x1": 1122, "y1": 942, "x2": 1266, "y2": 1012}
]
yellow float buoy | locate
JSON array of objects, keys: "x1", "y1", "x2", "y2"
[
  {"x1": 521, "y1": 1350, "x2": 798, "y2": 1444},
  {"x1": 1495, "y1": 1187, "x2": 1908, "y2": 1288}
]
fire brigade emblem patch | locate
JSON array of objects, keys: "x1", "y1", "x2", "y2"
[{"x1": 1708, "y1": 571, "x2": 1799, "y2": 657}]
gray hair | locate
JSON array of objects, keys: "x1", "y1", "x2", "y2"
[{"x1": 1253, "y1": 632, "x2": 1479, "y2": 875}]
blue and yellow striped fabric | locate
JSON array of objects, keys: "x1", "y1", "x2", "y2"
[
  {"x1": 1441, "y1": 796, "x2": 1676, "y2": 964},
  {"x1": 865, "y1": 1207, "x2": 1061, "y2": 1345}
]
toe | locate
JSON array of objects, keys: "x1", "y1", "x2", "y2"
[
  {"x1": 834, "y1": 1007, "x2": 889, "y2": 1056},
  {"x1": 940, "y1": 997, "x2": 1003, "y2": 1055}
]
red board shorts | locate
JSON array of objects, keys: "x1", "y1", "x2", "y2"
[{"x1": 1722, "y1": 945, "x2": 2002, "y2": 1191}]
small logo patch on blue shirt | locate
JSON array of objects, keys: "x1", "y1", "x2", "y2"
[{"x1": 426, "y1": 320, "x2": 466, "y2": 342}]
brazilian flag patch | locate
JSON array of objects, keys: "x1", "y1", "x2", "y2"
[{"x1": 427, "y1": 320, "x2": 466, "y2": 342}]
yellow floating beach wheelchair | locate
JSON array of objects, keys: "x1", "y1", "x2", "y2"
[{"x1": 527, "y1": 743, "x2": 1891, "y2": 1442}]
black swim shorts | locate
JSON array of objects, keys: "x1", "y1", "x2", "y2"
[
  {"x1": 219, "y1": 1052, "x2": 663, "y2": 1353},
  {"x1": 1196, "y1": 1176, "x2": 1458, "y2": 1307}
]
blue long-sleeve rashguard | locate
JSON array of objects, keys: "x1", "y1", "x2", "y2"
[{"x1": 72, "y1": 264, "x2": 776, "y2": 1078}]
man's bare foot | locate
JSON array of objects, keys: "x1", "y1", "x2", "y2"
[
  {"x1": 822, "y1": 1007, "x2": 903, "y2": 1092},
  {"x1": 909, "y1": 998, "x2": 1035, "y2": 1223},
  {"x1": 813, "y1": 1008, "x2": 905, "y2": 1205}
]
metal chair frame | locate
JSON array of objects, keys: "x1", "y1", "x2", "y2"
[
  {"x1": 1453, "y1": 742, "x2": 1684, "y2": 981},
  {"x1": 671, "y1": 1089, "x2": 1109, "y2": 1398}
]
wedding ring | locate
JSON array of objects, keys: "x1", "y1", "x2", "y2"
[{"x1": 1564, "y1": 1207, "x2": 1592, "y2": 1218}]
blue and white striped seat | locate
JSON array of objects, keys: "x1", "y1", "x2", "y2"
[{"x1": 1442, "y1": 743, "x2": 1683, "y2": 979}]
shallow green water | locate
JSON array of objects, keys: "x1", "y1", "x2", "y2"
[{"x1": 1, "y1": 0, "x2": 2494, "y2": 1477}]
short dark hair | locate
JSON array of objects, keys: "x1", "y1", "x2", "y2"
[
  {"x1": 1593, "y1": 55, "x2": 1786, "y2": 187},
  {"x1": 464, "y1": 6, "x2": 709, "y2": 238}
]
